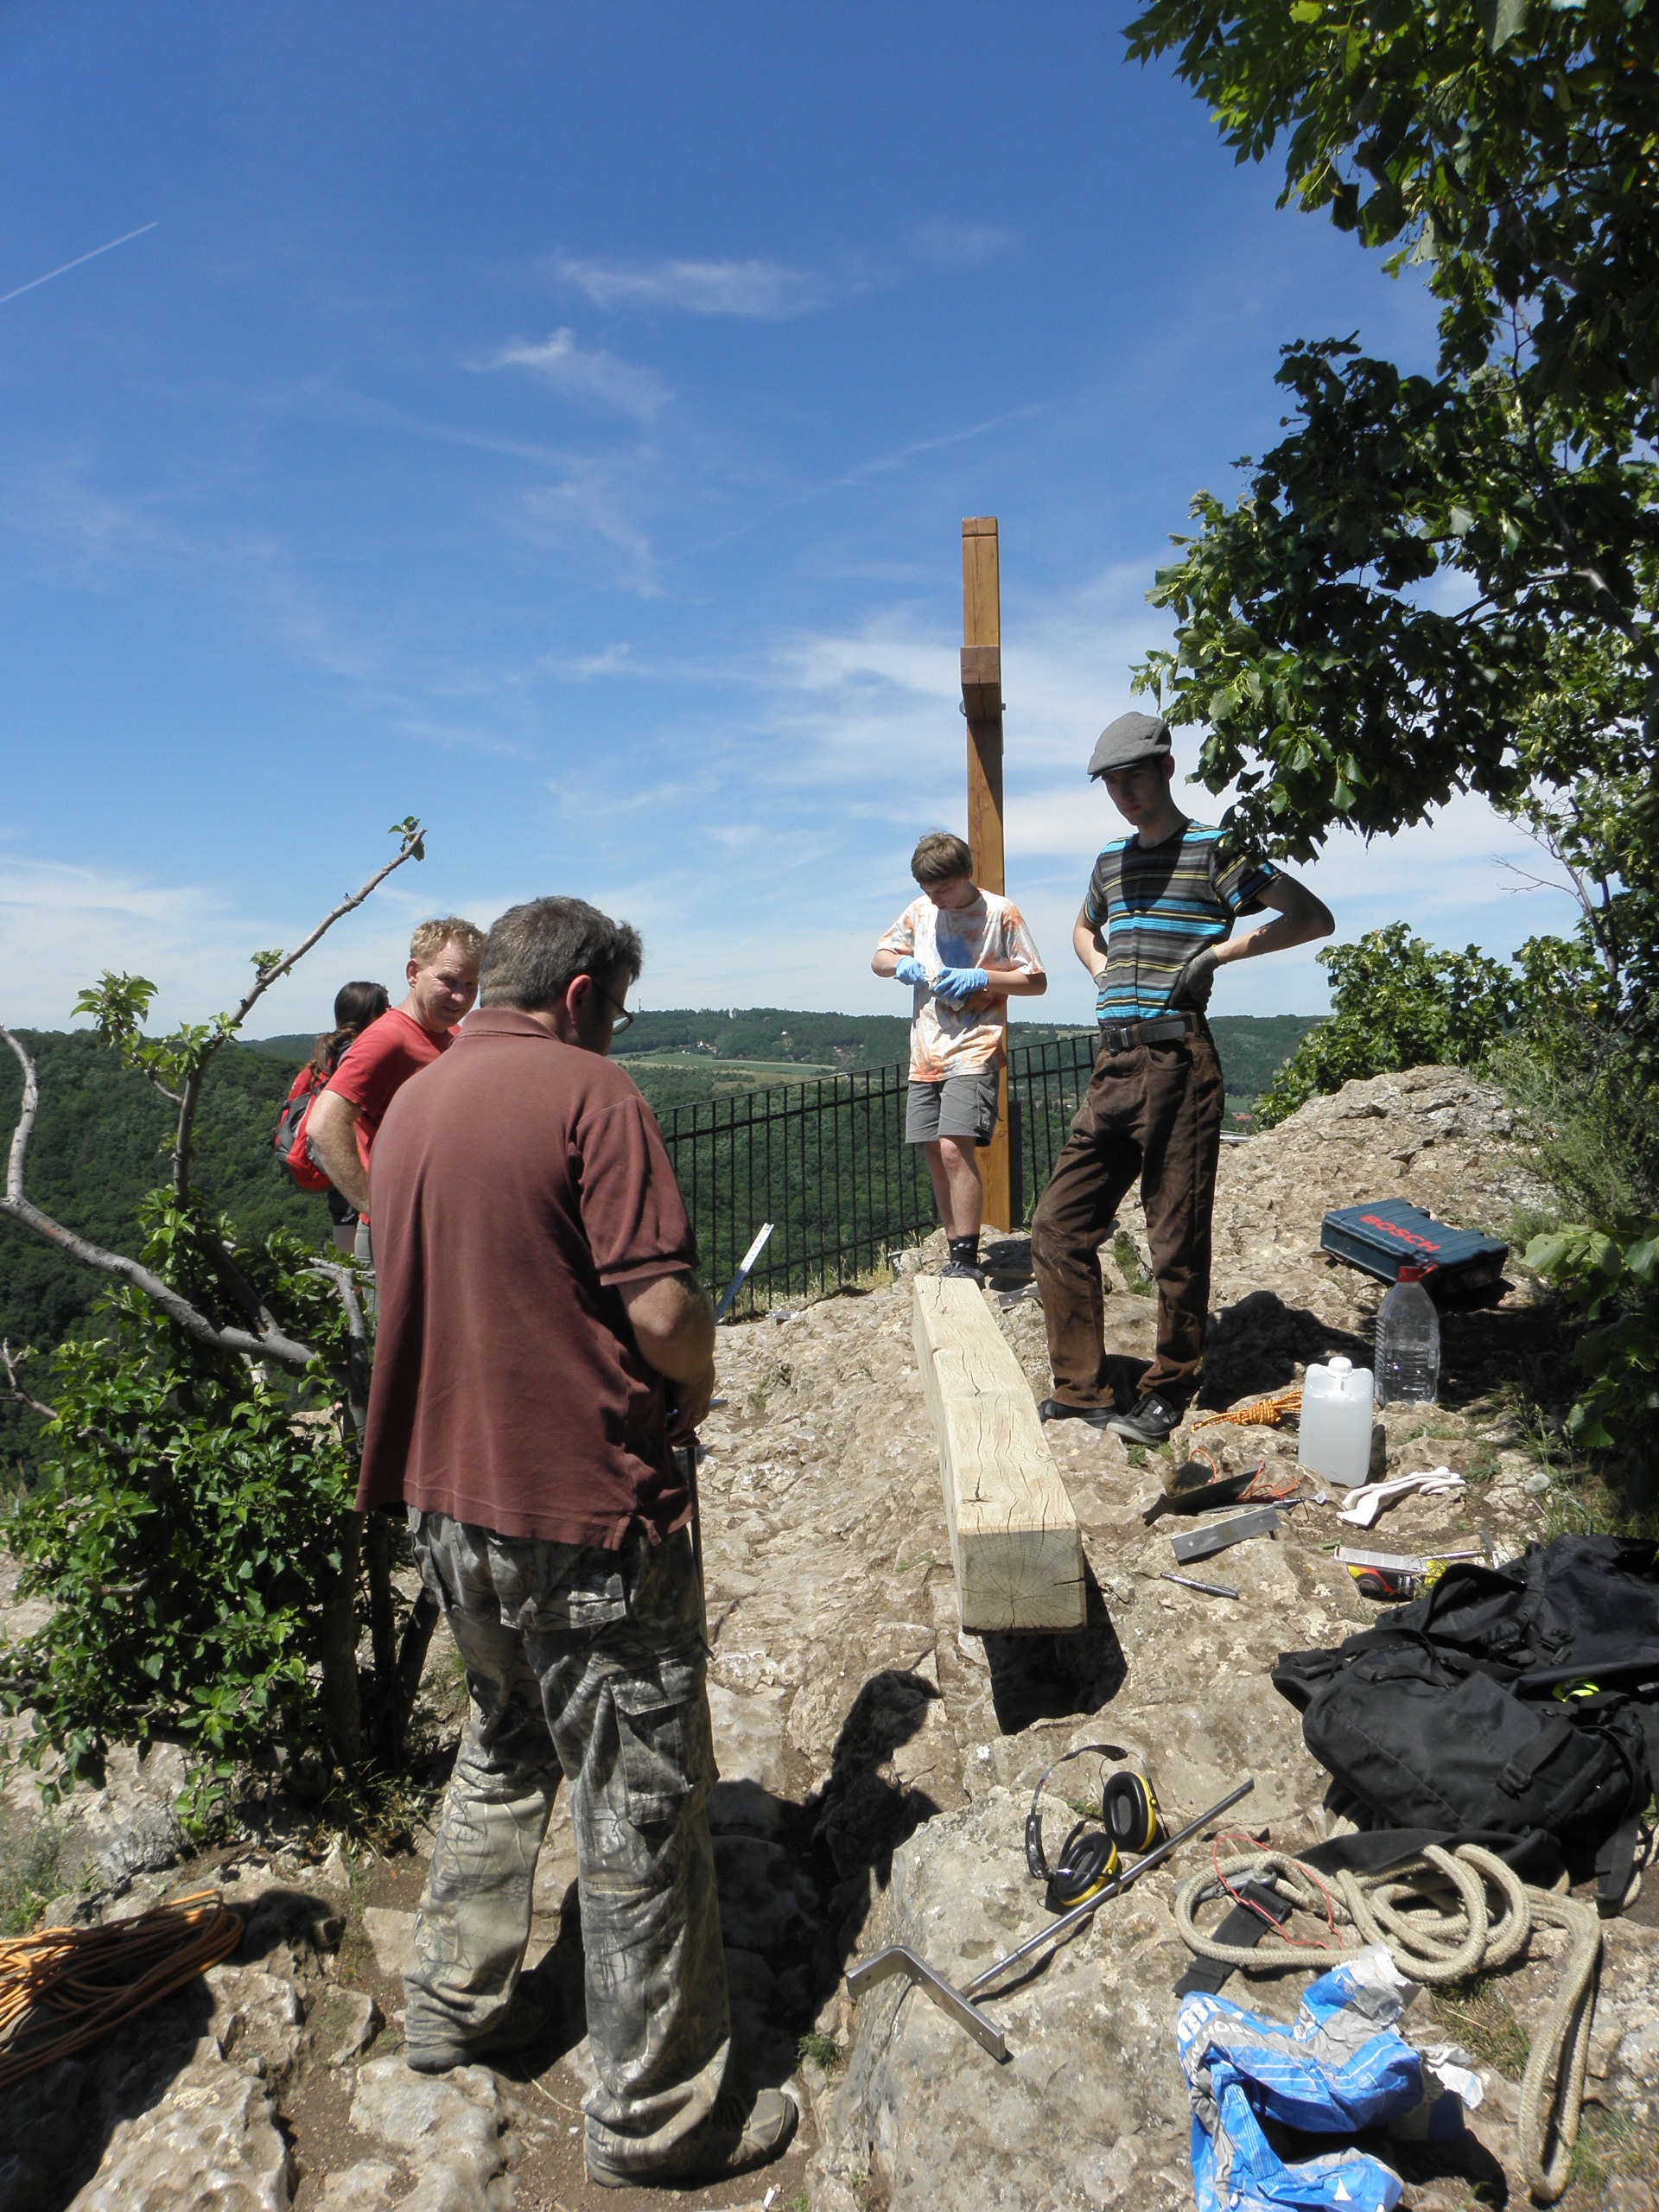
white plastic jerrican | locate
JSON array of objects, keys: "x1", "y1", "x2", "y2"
[{"x1": 1299, "y1": 1356, "x2": 1375, "y2": 1487}]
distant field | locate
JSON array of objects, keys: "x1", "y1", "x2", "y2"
[
  {"x1": 245, "y1": 1009, "x2": 1320, "y2": 1112},
  {"x1": 622, "y1": 1052, "x2": 836, "y2": 1075}
]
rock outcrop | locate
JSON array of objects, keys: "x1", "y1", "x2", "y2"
[{"x1": 3, "y1": 1066, "x2": 1650, "y2": 2212}]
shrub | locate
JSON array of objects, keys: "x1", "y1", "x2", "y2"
[{"x1": 1253, "y1": 924, "x2": 1519, "y2": 1128}]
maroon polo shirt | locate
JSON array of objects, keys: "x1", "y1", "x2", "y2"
[{"x1": 355, "y1": 1007, "x2": 698, "y2": 1548}]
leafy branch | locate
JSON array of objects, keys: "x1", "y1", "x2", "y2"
[{"x1": 2, "y1": 820, "x2": 425, "y2": 1376}]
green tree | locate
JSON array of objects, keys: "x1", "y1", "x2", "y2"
[
  {"x1": 1122, "y1": 0, "x2": 1659, "y2": 1469},
  {"x1": 1122, "y1": 0, "x2": 1658, "y2": 896},
  {"x1": 1254, "y1": 924, "x2": 1518, "y2": 1126},
  {"x1": 1, "y1": 823, "x2": 435, "y2": 1796}
]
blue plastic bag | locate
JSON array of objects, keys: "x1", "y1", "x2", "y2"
[{"x1": 1176, "y1": 1946, "x2": 1477, "y2": 2212}]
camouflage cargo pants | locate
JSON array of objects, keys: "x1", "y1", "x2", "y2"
[{"x1": 405, "y1": 1510, "x2": 730, "y2": 2172}]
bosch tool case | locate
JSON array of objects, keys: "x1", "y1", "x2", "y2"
[{"x1": 1319, "y1": 1198, "x2": 1509, "y2": 1292}]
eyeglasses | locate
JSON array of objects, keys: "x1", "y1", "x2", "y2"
[{"x1": 592, "y1": 981, "x2": 633, "y2": 1033}]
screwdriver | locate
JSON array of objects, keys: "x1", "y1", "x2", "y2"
[{"x1": 1160, "y1": 1570, "x2": 1241, "y2": 1600}]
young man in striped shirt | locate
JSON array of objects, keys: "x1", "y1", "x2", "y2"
[{"x1": 1031, "y1": 712, "x2": 1333, "y2": 1444}]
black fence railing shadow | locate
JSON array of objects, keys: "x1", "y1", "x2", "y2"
[{"x1": 658, "y1": 1032, "x2": 1097, "y2": 1316}]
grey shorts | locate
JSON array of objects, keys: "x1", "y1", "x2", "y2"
[{"x1": 906, "y1": 1064, "x2": 1001, "y2": 1147}]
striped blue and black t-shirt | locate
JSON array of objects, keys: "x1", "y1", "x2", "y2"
[{"x1": 1083, "y1": 822, "x2": 1277, "y2": 1024}]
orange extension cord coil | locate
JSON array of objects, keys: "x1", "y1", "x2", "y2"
[{"x1": 0, "y1": 1889, "x2": 244, "y2": 2090}]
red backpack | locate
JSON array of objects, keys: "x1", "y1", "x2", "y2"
[{"x1": 274, "y1": 1068, "x2": 332, "y2": 1193}]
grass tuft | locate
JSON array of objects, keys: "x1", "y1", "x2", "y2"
[
  {"x1": 798, "y1": 2028, "x2": 844, "y2": 2071},
  {"x1": 0, "y1": 1815, "x2": 62, "y2": 1936},
  {"x1": 1428, "y1": 1976, "x2": 1529, "y2": 2076}
]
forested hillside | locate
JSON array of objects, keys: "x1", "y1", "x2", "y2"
[
  {"x1": 0, "y1": 1032, "x2": 321, "y2": 1478},
  {"x1": 5, "y1": 1008, "x2": 1318, "y2": 1478},
  {"x1": 251, "y1": 1007, "x2": 1316, "y2": 1102}
]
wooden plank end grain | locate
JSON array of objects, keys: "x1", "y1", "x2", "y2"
[{"x1": 912, "y1": 1274, "x2": 1086, "y2": 1633}]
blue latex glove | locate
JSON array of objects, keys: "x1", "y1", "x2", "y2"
[
  {"x1": 893, "y1": 956, "x2": 927, "y2": 985},
  {"x1": 934, "y1": 966, "x2": 989, "y2": 1003}
]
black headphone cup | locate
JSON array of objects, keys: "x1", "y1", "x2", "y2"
[{"x1": 1103, "y1": 1770, "x2": 1161, "y2": 1854}]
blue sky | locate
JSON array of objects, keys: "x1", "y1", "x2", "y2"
[{"x1": 1, "y1": 1, "x2": 1580, "y2": 1037}]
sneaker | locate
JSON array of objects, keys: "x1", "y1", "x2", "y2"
[
  {"x1": 1037, "y1": 1397, "x2": 1118, "y2": 1431},
  {"x1": 404, "y1": 1977, "x2": 556, "y2": 2075},
  {"x1": 587, "y1": 2082, "x2": 799, "y2": 2190},
  {"x1": 939, "y1": 1259, "x2": 986, "y2": 1283},
  {"x1": 1103, "y1": 1392, "x2": 1180, "y2": 1446}
]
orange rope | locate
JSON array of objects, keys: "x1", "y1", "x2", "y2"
[
  {"x1": 1190, "y1": 1386, "x2": 1303, "y2": 1433},
  {"x1": 0, "y1": 1889, "x2": 243, "y2": 2089}
]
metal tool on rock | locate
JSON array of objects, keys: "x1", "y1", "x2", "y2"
[
  {"x1": 843, "y1": 1777, "x2": 1255, "y2": 2061},
  {"x1": 715, "y1": 1224, "x2": 775, "y2": 1322},
  {"x1": 1171, "y1": 1506, "x2": 1282, "y2": 1563},
  {"x1": 1161, "y1": 1571, "x2": 1241, "y2": 1600}
]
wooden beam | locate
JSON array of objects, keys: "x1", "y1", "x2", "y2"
[
  {"x1": 912, "y1": 1274, "x2": 1086, "y2": 1633},
  {"x1": 962, "y1": 517, "x2": 1011, "y2": 1233}
]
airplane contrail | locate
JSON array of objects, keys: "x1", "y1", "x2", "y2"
[{"x1": 0, "y1": 221, "x2": 158, "y2": 308}]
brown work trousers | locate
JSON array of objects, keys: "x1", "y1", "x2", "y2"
[{"x1": 1030, "y1": 1023, "x2": 1225, "y2": 1408}]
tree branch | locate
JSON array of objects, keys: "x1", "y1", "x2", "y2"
[
  {"x1": 173, "y1": 818, "x2": 426, "y2": 1193},
  {"x1": 1, "y1": 1338, "x2": 56, "y2": 1424},
  {"x1": 308, "y1": 1261, "x2": 371, "y2": 1433},
  {"x1": 1, "y1": 1024, "x2": 318, "y2": 1372},
  {"x1": 2, "y1": 823, "x2": 425, "y2": 1379}
]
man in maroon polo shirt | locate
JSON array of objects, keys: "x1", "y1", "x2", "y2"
[
  {"x1": 356, "y1": 896, "x2": 796, "y2": 2192},
  {"x1": 306, "y1": 914, "x2": 486, "y2": 1267}
]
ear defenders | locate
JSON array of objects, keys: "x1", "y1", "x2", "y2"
[{"x1": 1025, "y1": 1748, "x2": 1164, "y2": 1911}]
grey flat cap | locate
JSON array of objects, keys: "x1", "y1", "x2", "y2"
[{"x1": 1088, "y1": 711, "x2": 1173, "y2": 778}]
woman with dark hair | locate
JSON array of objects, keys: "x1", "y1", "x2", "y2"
[{"x1": 275, "y1": 981, "x2": 391, "y2": 1250}]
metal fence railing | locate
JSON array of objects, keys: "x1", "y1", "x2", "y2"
[
  {"x1": 1008, "y1": 1031, "x2": 1097, "y2": 1220},
  {"x1": 656, "y1": 1031, "x2": 1100, "y2": 1315}
]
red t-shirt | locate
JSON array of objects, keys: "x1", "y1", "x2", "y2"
[
  {"x1": 354, "y1": 1008, "x2": 700, "y2": 1548},
  {"x1": 325, "y1": 1007, "x2": 452, "y2": 1207}
]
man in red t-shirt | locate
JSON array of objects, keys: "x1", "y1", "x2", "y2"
[
  {"x1": 307, "y1": 915, "x2": 485, "y2": 1262},
  {"x1": 356, "y1": 896, "x2": 796, "y2": 2191}
]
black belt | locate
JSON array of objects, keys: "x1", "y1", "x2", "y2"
[{"x1": 1097, "y1": 1011, "x2": 1195, "y2": 1054}]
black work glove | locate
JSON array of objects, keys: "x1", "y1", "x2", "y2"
[{"x1": 1168, "y1": 945, "x2": 1221, "y2": 1011}]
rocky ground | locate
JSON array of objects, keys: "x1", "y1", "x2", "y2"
[{"x1": 3, "y1": 1065, "x2": 1657, "y2": 2212}]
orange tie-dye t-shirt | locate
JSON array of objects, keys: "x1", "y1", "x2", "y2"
[{"x1": 877, "y1": 890, "x2": 1046, "y2": 1082}]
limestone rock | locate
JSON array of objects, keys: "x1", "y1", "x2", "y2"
[
  {"x1": 73, "y1": 1743, "x2": 190, "y2": 1891},
  {"x1": 815, "y1": 1789, "x2": 1193, "y2": 2212},
  {"x1": 349, "y1": 2059, "x2": 518, "y2": 2210},
  {"x1": 204, "y1": 1963, "x2": 306, "y2": 2088},
  {"x1": 66, "y1": 2056, "x2": 292, "y2": 2212},
  {"x1": 311, "y1": 1984, "x2": 384, "y2": 2068},
  {"x1": 362, "y1": 1904, "x2": 420, "y2": 1982},
  {"x1": 317, "y1": 2161, "x2": 399, "y2": 2210}
]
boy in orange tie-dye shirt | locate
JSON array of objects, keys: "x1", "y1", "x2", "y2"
[{"x1": 872, "y1": 832, "x2": 1046, "y2": 1281}]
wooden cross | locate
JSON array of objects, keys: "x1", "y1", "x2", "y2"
[{"x1": 961, "y1": 517, "x2": 1012, "y2": 1232}]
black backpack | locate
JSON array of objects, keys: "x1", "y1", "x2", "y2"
[
  {"x1": 1273, "y1": 1629, "x2": 1649, "y2": 1878},
  {"x1": 1382, "y1": 1534, "x2": 1659, "y2": 1695}
]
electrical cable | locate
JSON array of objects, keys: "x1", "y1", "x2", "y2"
[
  {"x1": 1189, "y1": 1388, "x2": 1304, "y2": 1433},
  {"x1": 0, "y1": 1889, "x2": 245, "y2": 2090}
]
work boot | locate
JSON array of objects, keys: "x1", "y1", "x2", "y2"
[
  {"x1": 404, "y1": 1976, "x2": 558, "y2": 2075},
  {"x1": 939, "y1": 1258, "x2": 986, "y2": 1284},
  {"x1": 1037, "y1": 1397, "x2": 1117, "y2": 1431},
  {"x1": 587, "y1": 2082, "x2": 799, "y2": 2190},
  {"x1": 1103, "y1": 1392, "x2": 1179, "y2": 1446}
]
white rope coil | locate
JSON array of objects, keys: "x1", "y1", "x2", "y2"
[{"x1": 1173, "y1": 1846, "x2": 1601, "y2": 2203}]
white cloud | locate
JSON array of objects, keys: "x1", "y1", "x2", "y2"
[
  {"x1": 551, "y1": 253, "x2": 826, "y2": 319},
  {"x1": 0, "y1": 852, "x2": 504, "y2": 1037},
  {"x1": 517, "y1": 462, "x2": 660, "y2": 594},
  {"x1": 488, "y1": 328, "x2": 670, "y2": 419},
  {"x1": 909, "y1": 219, "x2": 1017, "y2": 268}
]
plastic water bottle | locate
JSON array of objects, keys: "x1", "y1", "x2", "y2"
[
  {"x1": 1376, "y1": 1265, "x2": 1442, "y2": 1405},
  {"x1": 1299, "y1": 1356, "x2": 1375, "y2": 1485}
]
